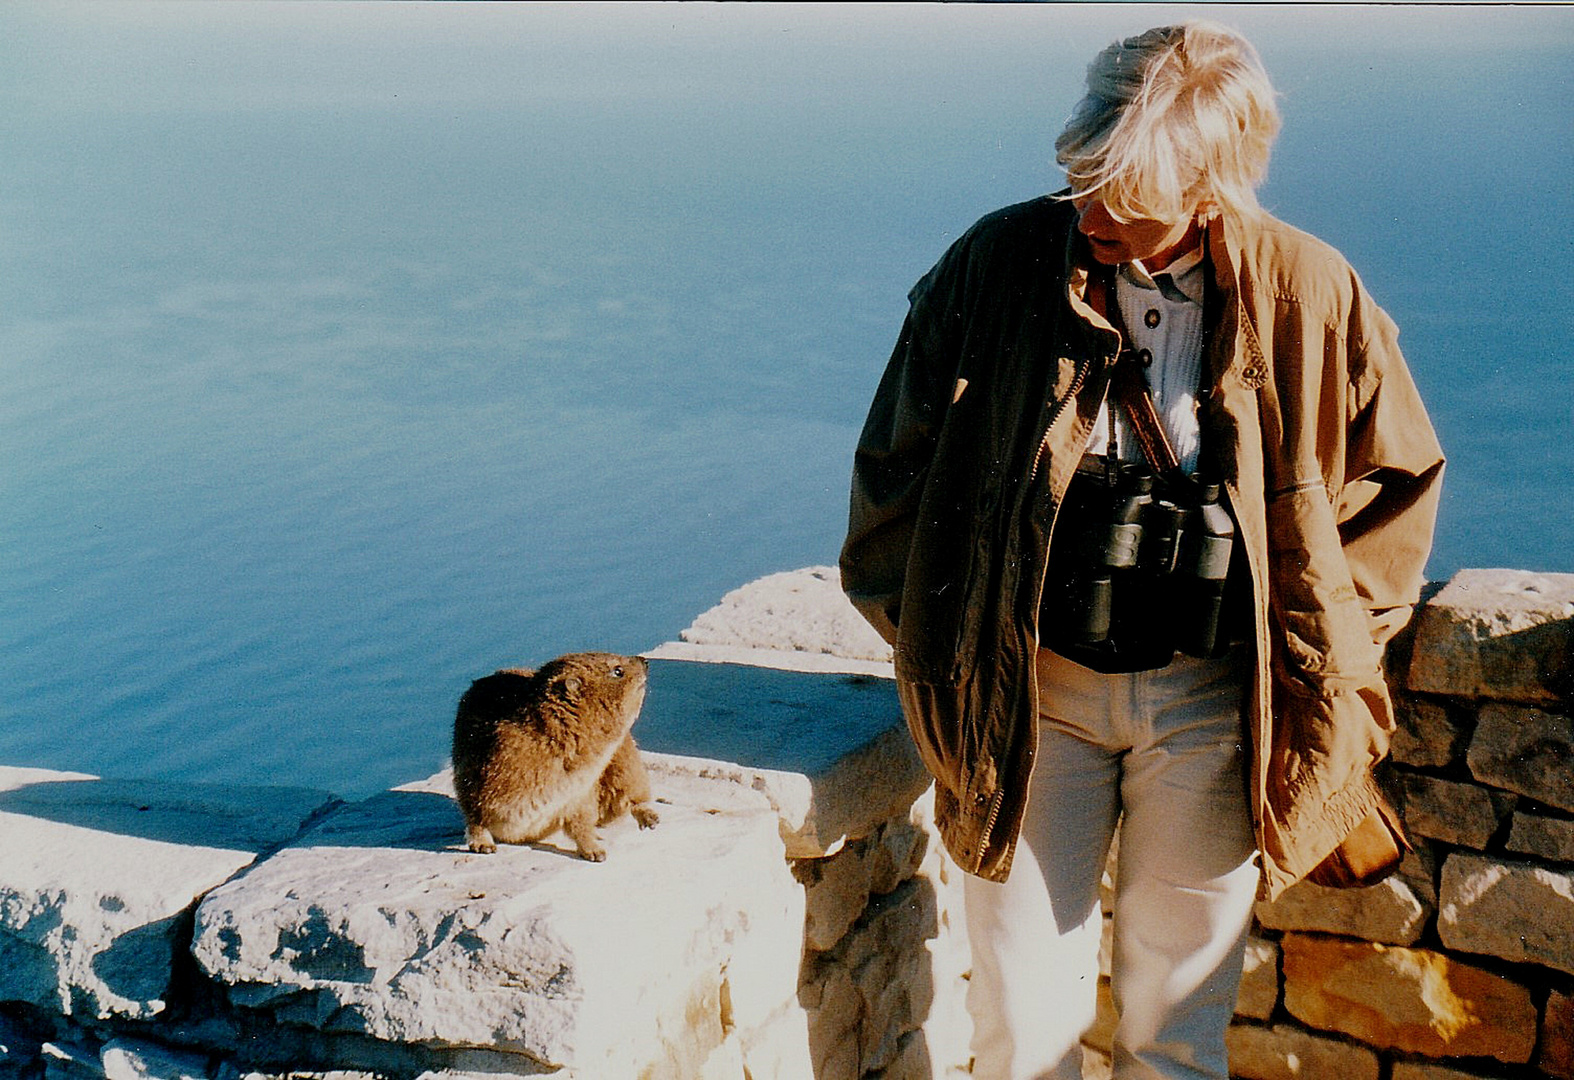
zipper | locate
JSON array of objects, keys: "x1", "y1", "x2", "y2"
[
  {"x1": 1015, "y1": 347, "x2": 1113, "y2": 866},
  {"x1": 1026, "y1": 343, "x2": 1111, "y2": 655},
  {"x1": 978, "y1": 789, "x2": 1006, "y2": 873},
  {"x1": 1028, "y1": 354, "x2": 1094, "y2": 485},
  {"x1": 1031, "y1": 272, "x2": 1120, "y2": 485},
  {"x1": 1226, "y1": 473, "x2": 1274, "y2": 851},
  {"x1": 1001, "y1": 286, "x2": 1118, "y2": 868}
]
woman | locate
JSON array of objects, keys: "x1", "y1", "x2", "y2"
[{"x1": 840, "y1": 22, "x2": 1444, "y2": 1079}]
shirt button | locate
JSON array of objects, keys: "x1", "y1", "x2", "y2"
[
  {"x1": 1145, "y1": 308, "x2": 1161, "y2": 328},
  {"x1": 1138, "y1": 348, "x2": 1154, "y2": 368}
]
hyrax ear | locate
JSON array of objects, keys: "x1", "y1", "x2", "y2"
[{"x1": 551, "y1": 673, "x2": 584, "y2": 701}]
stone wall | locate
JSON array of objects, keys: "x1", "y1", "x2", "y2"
[
  {"x1": 0, "y1": 566, "x2": 1568, "y2": 1079},
  {"x1": 0, "y1": 741, "x2": 932, "y2": 1080},
  {"x1": 0, "y1": 577, "x2": 955, "y2": 1080},
  {"x1": 1227, "y1": 568, "x2": 1574, "y2": 1080}
]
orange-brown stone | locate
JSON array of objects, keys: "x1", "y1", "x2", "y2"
[
  {"x1": 1541, "y1": 989, "x2": 1574, "y2": 1080},
  {"x1": 1226, "y1": 1022, "x2": 1379, "y2": 1080},
  {"x1": 1281, "y1": 934, "x2": 1536, "y2": 1063}
]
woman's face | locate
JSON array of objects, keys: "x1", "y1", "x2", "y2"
[{"x1": 1073, "y1": 195, "x2": 1201, "y2": 271}]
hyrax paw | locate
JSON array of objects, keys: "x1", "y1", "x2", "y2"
[
  {"x1": 632, "y1": 805, "x2": 661, "y2": 829},
  {"x1": 465, "y1": 826, "x2": 497, "y2": 854},
  {"x1": 578, "y1": 843, "x2": 607, "y2": 862}
]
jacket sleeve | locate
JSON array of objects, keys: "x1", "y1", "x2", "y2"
[
  {"x1": 840, "y1": 268, "x2": 958, "y2": 645},
  {"x1": 1336, "y1": 292, "x2": 1446, "y2": 648}
]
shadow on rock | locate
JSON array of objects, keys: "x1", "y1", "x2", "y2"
[{"x1": 0, "y1": 779, "x2": 336, "y2": 852}]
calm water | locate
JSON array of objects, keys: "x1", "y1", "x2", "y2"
[{"x1": 2, "y1": 4, "x2": 1570, "y2": 796}]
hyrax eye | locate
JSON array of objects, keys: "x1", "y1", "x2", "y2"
[{"x1": 612, "y1": 665, "x2": 625, "y2": 678}]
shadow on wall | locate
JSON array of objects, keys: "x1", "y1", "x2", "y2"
[{"x1": 795, "y1": 819, "x2": 948, "y2": 1079}]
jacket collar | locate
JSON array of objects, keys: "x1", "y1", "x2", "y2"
[
  {"x1": 1062, "y1": 226, "x2": 1118, "y2": 348},
  {"x1": 1056, "y1": 200, "x2": 1269, "y2": 388},
  {"x1": 1204, "y1": 211, "x2": 1269, "y2": 390},
  {"x1": 1122, "y1": 245, "x2": 1206, "y2": 304}
]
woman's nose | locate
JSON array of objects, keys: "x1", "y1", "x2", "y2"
[{"x1": 1076, "y1": 200, "x2": 1109, "y2": 236}]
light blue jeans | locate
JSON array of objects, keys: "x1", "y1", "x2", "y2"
[{"x1": 964, "y1": 647, "x2": 1259, "y2": 1079}]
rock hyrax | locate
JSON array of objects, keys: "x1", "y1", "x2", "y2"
[{"x1": 452, "y1": 652, "x2": 660, "y2": 861}]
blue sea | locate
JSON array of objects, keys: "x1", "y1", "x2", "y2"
[{"x1": 2, "y1": 3, "x2": 1570, "y2": 797}]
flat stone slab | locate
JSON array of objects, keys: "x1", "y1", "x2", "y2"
[
  {"x1": 636, "y1": 658, "x2": 902, "y2": 776},
  {"x1": 191, "y1": 767, "x2": 807, "y2": 1076},
  {"x1": 673, "y1": 565, "x2": 893, "y2": 665},
  {"x1": 646, "y1": 639, "x2": 894, "y2": 677},
  {"x1": 643, "y1": 571, "x2": 927, "y2": 857},
  {"x1": 1407, "y1": 568, "x2": 1574, "y2": 704},
  {"x1": 630, "y1": 658, "x2": 928, "y2": 857},
  {"x1": 0, "y1": 767, "x2": 335, "y2": 1020}
]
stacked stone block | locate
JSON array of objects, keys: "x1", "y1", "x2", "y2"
[{"x1": 793, "y1": 786, "x2": 973, "y2": 1080}]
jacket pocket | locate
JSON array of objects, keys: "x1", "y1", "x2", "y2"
[
  {"x1": 1266, "y1": 673, "x2": 1399, "y2": 883},
  {"x1": 1268, "y1": 676, "x2": 1391, "y2": 808},
  {"x1": 1264, "y1": 481, "x2": 1382, "y2": 685},
  {"x1": 1263, "y1": 482, "x2": 1398, "y2": 870}
]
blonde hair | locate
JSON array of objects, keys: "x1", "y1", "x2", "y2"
[{"x1": 1055, "y1": 22, "x2": 1280, "y2": 223}]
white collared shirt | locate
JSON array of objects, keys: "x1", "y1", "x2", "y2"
[{"x1": 1085, "y1": 246, "x2": 1208, "y2": 474}]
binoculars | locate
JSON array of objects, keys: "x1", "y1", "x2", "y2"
[{"x1": 1053, "y1": 462, "x2": 1236, "y2": 659}]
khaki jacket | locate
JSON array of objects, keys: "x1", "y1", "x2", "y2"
[{"x1": 840, "y1": 195, "x2": 1444, "y2": 899}]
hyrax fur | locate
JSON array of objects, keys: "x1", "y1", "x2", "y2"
[{"x1": 452, "y1": 652, "x2": 659, "y2": 861}]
